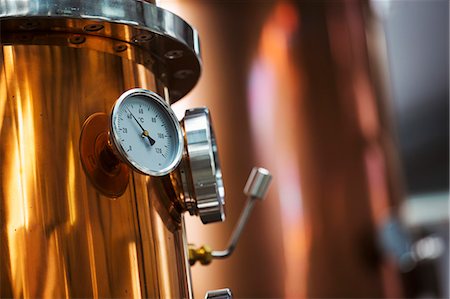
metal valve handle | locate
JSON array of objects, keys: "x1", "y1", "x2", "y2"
[
  {"x1": 205, "y1": 288, "x2": 233, "y2": 299},
  {"x1": 189, "y1": 167, "x2": 272, "y2": 265},
  {"x1": 212, "y1": 167, "x2": 272, "y2": 258}
]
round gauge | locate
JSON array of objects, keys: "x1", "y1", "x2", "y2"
[{"x1": 110, "y1": 88, "x2": 183, "y2": 176}]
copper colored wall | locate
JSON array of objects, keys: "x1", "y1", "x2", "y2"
[
  {"x1": 0, "y1": 45, "x2": 192, "y2": 298},
  {"x1": 161, "y1": 1, "x2": 404, "y2": 298}
]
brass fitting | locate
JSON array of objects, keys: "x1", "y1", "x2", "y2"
[{"x1": 188, "y1": 244, "x2": 213, "y2": 266}]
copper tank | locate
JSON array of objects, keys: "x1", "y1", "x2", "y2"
[{"x1": 0, "y1": 1, "x2": 201, "y2": 297}]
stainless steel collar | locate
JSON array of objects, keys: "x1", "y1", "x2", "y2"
[{"x1": 181, "y1": 108, "x2": 225, "y2": 224}]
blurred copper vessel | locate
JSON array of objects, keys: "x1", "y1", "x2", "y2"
[
  {"x1": 0, "y1": 1, "x2": 201, "y2": 297},
  {"x1": 168, "y1": 1, "x2": 406, "y2": 298}
]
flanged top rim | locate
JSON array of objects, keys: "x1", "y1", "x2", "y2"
[{"x1": 0, "y1": 0, "x2": 202, "y2": 103}]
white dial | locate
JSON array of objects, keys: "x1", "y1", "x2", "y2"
[{"x1": 110, "y1": 88, "x2": 183, "y2": 176}]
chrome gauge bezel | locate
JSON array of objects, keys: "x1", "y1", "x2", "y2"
[
  {"x1": 110, "y1": 88, "x2": 184, "y2": 177},
  {"x1": 182, "y1": 107, "x2": 225, "y2": 224}
]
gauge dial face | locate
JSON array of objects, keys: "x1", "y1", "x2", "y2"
[{"x1": 110, "y1": 89, "x2": 183, "y2": 176}]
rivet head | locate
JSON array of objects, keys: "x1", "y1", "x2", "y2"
[
  {"x1": 132, "y1": 33, "x2": 153, "y2": 43},
  {"x1": 84, "y1": 24, "x2": 104, "y2": 32},
  {"x1": 165, "y1": 50, "x2": 183, "y2": 59},
  {"x1": 69, "y1": 35, "x2": 86, "y2": 44},
  {"x1": 174, "y1": 69, "x2": 194, "y2": 80},
  {"x1": 113, "y1": 44, "x2": 127, "y2": 52},
  {"x1": 20, "y1": 20, "x2": 39, "y2": 30}
]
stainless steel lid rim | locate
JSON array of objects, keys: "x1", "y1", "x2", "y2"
[
  {"x1": 0, "y1": 1, "x2": 197, "y2": 46},
  {"x1": 0, "y1": 0, "x2": 202, "y2": 103}
]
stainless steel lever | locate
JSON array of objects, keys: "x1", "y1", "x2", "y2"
[
  {"x1": 189, "y1": 167, "x2": 272, "y2": 265},
  {"x1": 204, "y1": 288, "x2": 233, "y2": 299}
]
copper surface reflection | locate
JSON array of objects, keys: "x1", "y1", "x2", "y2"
[
  {"x1": 248, "y1": 3, "x2": 305, "y2": 297},
  {"x1": 0, "y1": 45, "x2": 191, "y2": 298},
  {"x1": 248, "y1": 1, "x2": 404, "y2": 298}
]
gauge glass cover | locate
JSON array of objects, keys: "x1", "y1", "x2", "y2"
[{"x1": 110, "y1": 88, "x2": 183, "y2": 176}]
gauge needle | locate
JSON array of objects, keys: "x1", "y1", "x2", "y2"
[{"x1": 127, "y1": 108, "x2": 156, "y2": 145}]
